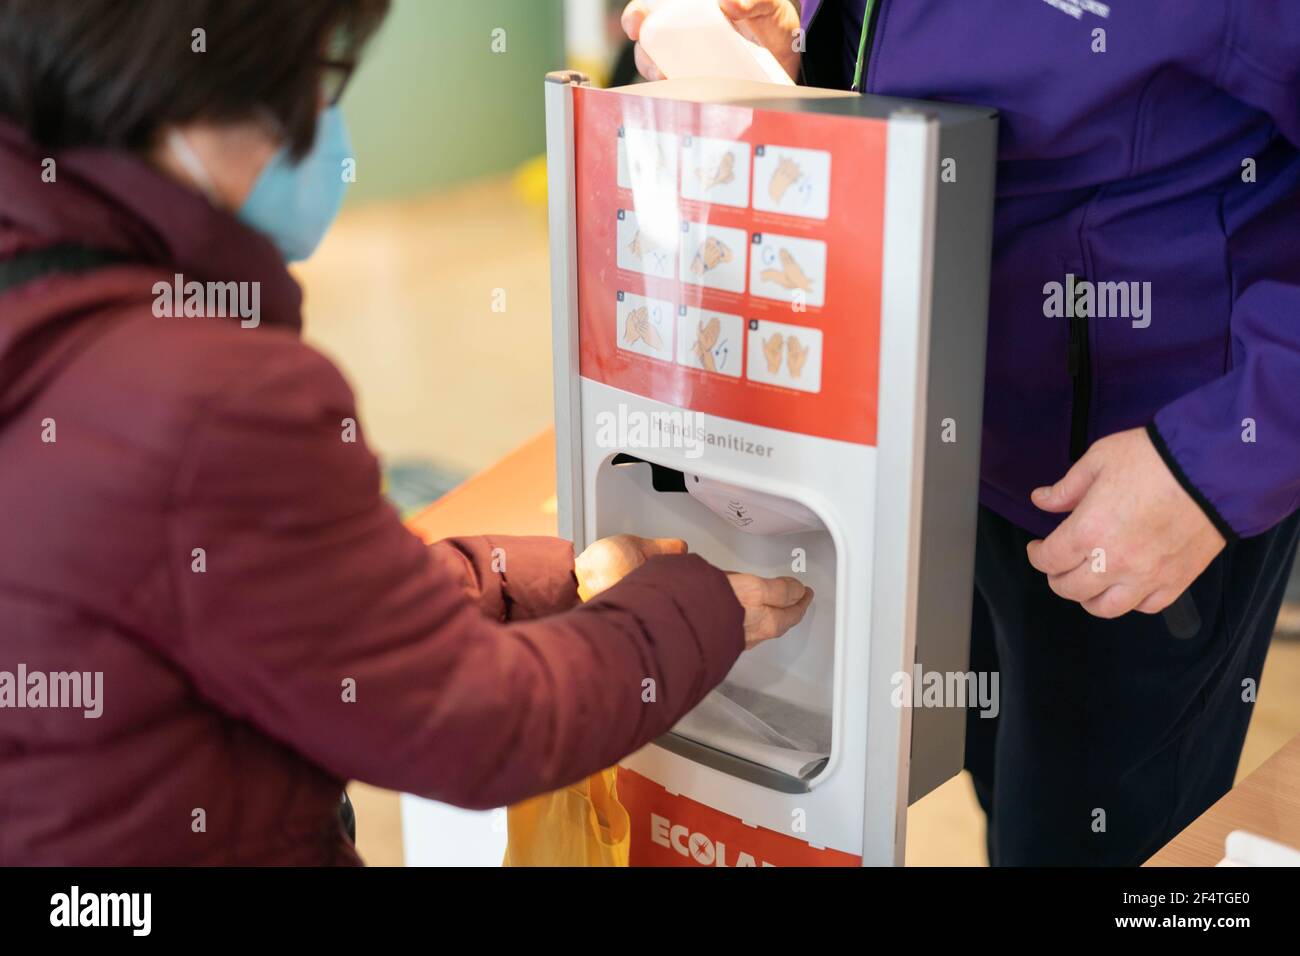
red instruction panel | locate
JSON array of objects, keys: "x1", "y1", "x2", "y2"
[
  {"x1": 619, "y1": 768, "x2": 862, "y2": 867},
  {"x1": 573, "y1": 85, "x2": 886, "y2": 446}
]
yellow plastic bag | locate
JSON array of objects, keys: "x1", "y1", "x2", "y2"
[{"x1": 502, "y1": 767, "x2": 629, "y2": 867}]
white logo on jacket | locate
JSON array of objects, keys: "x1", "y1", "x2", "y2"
[{"x1": 1040, "y1": 0, "x2": 1109, "y2": 20}]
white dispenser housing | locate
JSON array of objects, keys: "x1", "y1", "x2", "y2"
[{"x1": 545, "y1": 74, "x2": 997, "y2": 865}]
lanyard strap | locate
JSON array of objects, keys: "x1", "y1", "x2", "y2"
[{"x1": 851, "y1": 0, "x2": 880, "y2": 92}]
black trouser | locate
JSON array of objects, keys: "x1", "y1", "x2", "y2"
[{"x1": 964, "y1": 505, "x2": 1300, "y2": 866}]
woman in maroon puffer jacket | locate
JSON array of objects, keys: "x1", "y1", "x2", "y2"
[{"x1": 0, "y1": 0, "x2": 810, "y2": 864}]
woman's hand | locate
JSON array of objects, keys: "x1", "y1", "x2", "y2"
[
  {"x1": 575, "y1": 535, "x2": 813, "y2": 648},
  {"x1": 621, "y1": 0, "x2": 804, "y2": 83},
  {"x1": 726, "y1": 572, "x2": 813, "y2": 649},
  {"x1": 574, "y1": 534, "x2": 689, "y2": 600}
]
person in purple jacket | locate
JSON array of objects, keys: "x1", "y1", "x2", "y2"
[{"x1": 627, "y1": 0, "x2": 1300, "y2": 865}]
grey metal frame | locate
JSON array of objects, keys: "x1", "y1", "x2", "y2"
[
  {"x1": 544, "y1": 71, "x2": 590, "y2": 547},
  {"x1": 906, "y1": 111, "x2": 999, "y2": 804}
]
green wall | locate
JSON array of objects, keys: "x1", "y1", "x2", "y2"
[{"x1": 342, "y1": 0, "x2": 566, "y2": 203}]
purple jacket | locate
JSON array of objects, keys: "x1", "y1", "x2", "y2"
[{"x1": 802, "y1": 0, "x2": 1300, "y2": 538}]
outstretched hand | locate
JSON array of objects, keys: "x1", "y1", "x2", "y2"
[{"x1": 725, "y1": 572, "x2": 813, "y2": 649}]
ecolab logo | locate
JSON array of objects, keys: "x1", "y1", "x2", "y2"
[{"x1": 650, "y1": 813, "x2": 776, "y2": 867}]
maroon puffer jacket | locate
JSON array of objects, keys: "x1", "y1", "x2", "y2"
[{"x1": 0, "y1": 119, "x2": 743, "y2": 865}]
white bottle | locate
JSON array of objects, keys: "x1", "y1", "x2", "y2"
[{"x1": 638, "y1": 0, "x2": 796, "y2": 86}]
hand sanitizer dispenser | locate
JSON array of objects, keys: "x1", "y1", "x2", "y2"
[{"x1": 545, "y1": 72, "x2": 997, "y2": 866}]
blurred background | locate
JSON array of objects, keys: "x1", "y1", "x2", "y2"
[
  {"x1": 298, "y1": 0, "x2": 1300, "y2": 867},
  {"x1": 298, "y1": 0, "x2": 632, "y2": 491}
]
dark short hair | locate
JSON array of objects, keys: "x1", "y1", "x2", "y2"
[{"x1": 0, "y1": 0, "x2": 389, "y2": 157}]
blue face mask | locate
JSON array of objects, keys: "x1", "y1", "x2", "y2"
[
  {"x1": 168, "y1": 106, "x2": 352, "y2": 262},
  {"x1": 237, "y1": 107, "x2": 352, "y2": 262}
]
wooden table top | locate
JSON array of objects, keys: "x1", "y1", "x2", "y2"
[
  {"x1": 1145, "y1": 732, "x2": 1300, "y2": 866},
  {"x1": 406, "y1": 428, "x2": 559, "y2": 544}
]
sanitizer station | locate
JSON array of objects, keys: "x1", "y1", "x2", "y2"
[{"x1": 545, "y1": 72, "x2": 997, "y2": 865}]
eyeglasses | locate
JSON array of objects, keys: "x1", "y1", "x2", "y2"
[{"x1": 320, "y1": 59, "x2": 357, "y2": 107}]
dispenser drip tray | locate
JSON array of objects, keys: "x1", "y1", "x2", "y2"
[{"x1": 672, "y1": 682, "x2": 831, "y2": 782}]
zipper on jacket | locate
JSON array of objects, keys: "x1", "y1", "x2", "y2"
[
  {"x1": 1068, "y1": 275, "x2": 1091, "y2": 462},
  {"x1": 851, "y1": 0, "x2": 884, "y2": 92}
]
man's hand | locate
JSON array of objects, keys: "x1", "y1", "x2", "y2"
[
  {"x1": 621, "y1": 0, "x2": 804, "y2": 83},
  {"x1": 575, "y1": 534, "x2": 688, "y2": 600},
  {"x1": 1026, "y1": 427, "x2": 1226, "y2": 618}
]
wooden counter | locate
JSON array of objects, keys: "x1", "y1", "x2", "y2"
[{"x1": 1146, "y1": 732, "x2": 1300, "y2": 866}]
